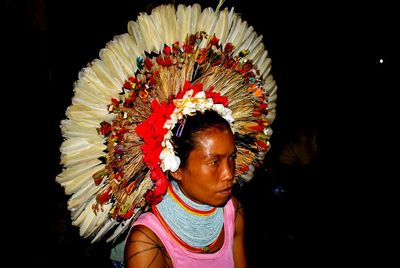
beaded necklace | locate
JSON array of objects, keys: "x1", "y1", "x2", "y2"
[{"x1": 152, "y1": 180, "x2": 224, "y2": 252}]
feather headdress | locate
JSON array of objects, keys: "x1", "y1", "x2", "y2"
[{"x1": 56, "y1": 3, "x2": 277, "y2": 243}]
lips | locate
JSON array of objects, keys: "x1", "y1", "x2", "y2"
[{"x1": 219, "y1": 187, "x2": 232, "y2": 195}]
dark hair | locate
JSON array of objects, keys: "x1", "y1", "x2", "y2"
[{"x1": 171, "y1": 110, "x2": 232, "y2": 168}]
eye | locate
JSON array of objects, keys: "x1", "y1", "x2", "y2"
[
  {"x1": 210, "y1": 159, "x2": 220, "y2": 165},
  {"x1": 229, "y1": 153, "x2": 237, "y2": 160}
]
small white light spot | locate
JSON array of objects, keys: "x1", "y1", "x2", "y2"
[{"x1": 379, "y1": 59, "x2": 383, "y2": 64}]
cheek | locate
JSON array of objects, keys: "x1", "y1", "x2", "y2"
[
  {"x1": 182, "y1": 164, "x2": 210, "y2": 185},
  {"x1": 191, "y1": 165, "x2": 219, "y2": 189}
]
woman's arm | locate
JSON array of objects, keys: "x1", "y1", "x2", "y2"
[
  {"x1": 232, "y1": 196, "x2": 247, "y2": 268},
  {"x1": 124, "y1": 225, "x2": 171, "y2": 268}
]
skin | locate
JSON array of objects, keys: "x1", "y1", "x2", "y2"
[
  {"x1": 125, "y1": 127, "x2": 247, "y2": 268},
  {"x1": 173, "y1": 127, "x2": 237, "y2": 207}
]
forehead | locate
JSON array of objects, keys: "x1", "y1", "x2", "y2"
[{"x1": 192, "y1": 128, "x2": 235, "y2": 156}]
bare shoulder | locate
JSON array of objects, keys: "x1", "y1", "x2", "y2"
[
  {"x1": 230, "y1": 195, "x2": 247, "y2": 267},
  {"x1": 125, "y1": 225, "x2": 171, "y2": 268},
  {"x1": 231, "y1": 196, "x2": 244, "y2": 219}
]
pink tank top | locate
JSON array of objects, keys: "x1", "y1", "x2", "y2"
[{"x1": 133, "y1": 199, "x2": 235, "y2": 268}]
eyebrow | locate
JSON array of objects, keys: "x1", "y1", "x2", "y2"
[{"x1": 201, "y1": 148, "x2": 237, "y2": 159}]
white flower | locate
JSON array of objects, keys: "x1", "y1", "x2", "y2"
[
  {"x1": 163, "y1": 130, "x2": 173, "y2": 141},
  {"x1": 212, "y1": 104, "x2": 234, "y2": 125},
  {"x1": 160, "y1": 140, "x2": 181, "y2": 172},
  {"x1": 263, "y1": 127, "x2": 273, "y2": 136},
  {"x1": 240, "y1": 164, "x2": 255, "y2": 182},
  {"x1": 193, "y1": 91, "x2": 205, "y2": 99}
]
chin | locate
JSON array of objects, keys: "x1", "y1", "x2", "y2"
[{"x1": 211, "y1": 196, "x2": 231, "y2": 207}]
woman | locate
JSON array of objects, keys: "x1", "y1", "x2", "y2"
[
  {"x1": 56, "y1": 3, "x2": 277, "y2": 268},
  {"x1": 124, "y1": 110, "x2": 246, "y2": 267}
]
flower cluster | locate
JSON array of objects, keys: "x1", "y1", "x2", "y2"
[{"x1": 135, "y1": 81, "x2": 233, "y2": 204}]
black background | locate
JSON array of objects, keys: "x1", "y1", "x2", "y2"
[{"x1": 2, "y1": 0, "x2": 396, "y2": 267}]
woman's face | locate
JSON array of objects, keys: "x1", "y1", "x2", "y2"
[{"x1": 173, "y1": 127, "x2": 236, "y2": 207}]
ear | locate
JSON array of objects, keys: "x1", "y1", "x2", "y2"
[{"x1": 170, "y1": 169, "x2": 183, "y2": 181}]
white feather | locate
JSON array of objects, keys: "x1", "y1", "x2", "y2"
[
  {"x1": 225, "y1": 15, "x2": 243, "y2": 46},
  {"x1": 62, "y1": 164, "x2": 104, "y2": 194},
  {"x1": 236, "y1": 31, "x2": 257, "y2": 55},
  {"x1": 261, "y1": 64, "x2": 272, "y2": 80},
  {"x1": 214, "y1": 8, "x2": 229, "y2": 45},
  {"x1": 73, "y1": 79, "x2": 113, "y2": 104},
  {"x1": 60, "y1": 137, "x2": 102, "y2": 155},
  {"x1": 78, "y1": 67, "x2": 121, "y2": 100},
  {"x1": 248, "y1": 42, "x2": 265, "y2": 64},
  {"x1": 99, "y1": 48, "x2": 128, "y2": 82},
  {"x1": 267, "y1": 78, "x2": 278, "y2": 95},
  {"x1": 68, "y1": 180, "x2": 102, "y2": 210},
  {"x1": 106, "y1": 213, "x2": 135, "y2": 242},
  {"x1": 266, "y1": 109, "x2": 276, "y2": 124},
  {"x1": 69, "y1": 186, "x2": 102, "y2": 221},
  {"x1": 70, "y1": 99, "x2": 108, "y2": 116},
  {"x1": 114, "y1": 34, "x2": 141, "y2": 71},
  {"x1": 153, "y1": 4, "x2": 178, "y2": 45},
  {"x1": 254, "y1": 50, "x2": 269, "y2": 70},
  {"x1": 148, "y1": 6, "x2": 166, "y2": 44},
  {"x1": 127, "y1": 20, "x2": 147, "y2": 53},
  {"x1": 71, "y1": 89, "x2": 109, "y2": 112},
  {"x1": 60, "y1": 119, "x2": 99, "y2": 139},
  {"x1": 72, "y1": 202, "x2": 93, "y2": 227},
  {"x1": 68, "y1": 102, "x2": 109, "y2": 117},
  {"x1": 90, "y1": 59, "x2": 122, "y2": 94},
  {"x1": 73, "y1": 79, "x2": 112, "y2": 103},
  {"x1": 196, "y1": 7, "x2": 218, "y2": 48},
  {"x1": 176, "y1": 4, "x2": 190, "y2": 43},
  {"x1": 83, "y1": 203, "x2": 112, "y2": 237},
  {"x1": 106, "y1": 39, "x2": 135, "y2": 76},
  {"x1": 60, "y1": 145, "x2": 106, "y2": 167},
  {"x1": 247, "y1": 34, "x2": 263, "y2": 54},
  {"x1": 66, "y1": 104, "x2": 114, "y2": 124},
  {"x1": 232, "y1": 24, "x2": 254, "y2": 56},
  {"x1": 268, "y1": 90, "x2": 278, "y2": 104},
  {"x1": 70, "y1": 198, "x2": 89, "y2": 221},
  {"x1": 74, "y1": 200, "x2": 112, "y2": 238},
  {"x1": 91, "y1": 218, "x2": 118, "y2": 243},
  {"x1": 137, "y1": 13, "x2": 162, "y2": 52},
  {"x1": 267, "y1": 99, "x2": 277, "y2": 109},
  {"x1": 259, "y1": 57, "x2": 272, "y2": 78},
  {"x1": 190, "y1": 4, "x2": 201, "y2": 35},
  {"x1": 56, "y1": 159, "x2": 102, "y2": 183}
]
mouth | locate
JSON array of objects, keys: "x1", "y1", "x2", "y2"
[{"x1": 218, "y1": 187, "x2": 232, "y2": 196}]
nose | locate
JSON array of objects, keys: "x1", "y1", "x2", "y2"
[{"x1": 220, "y1": 159, "x2": 235, "y2": 182}]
